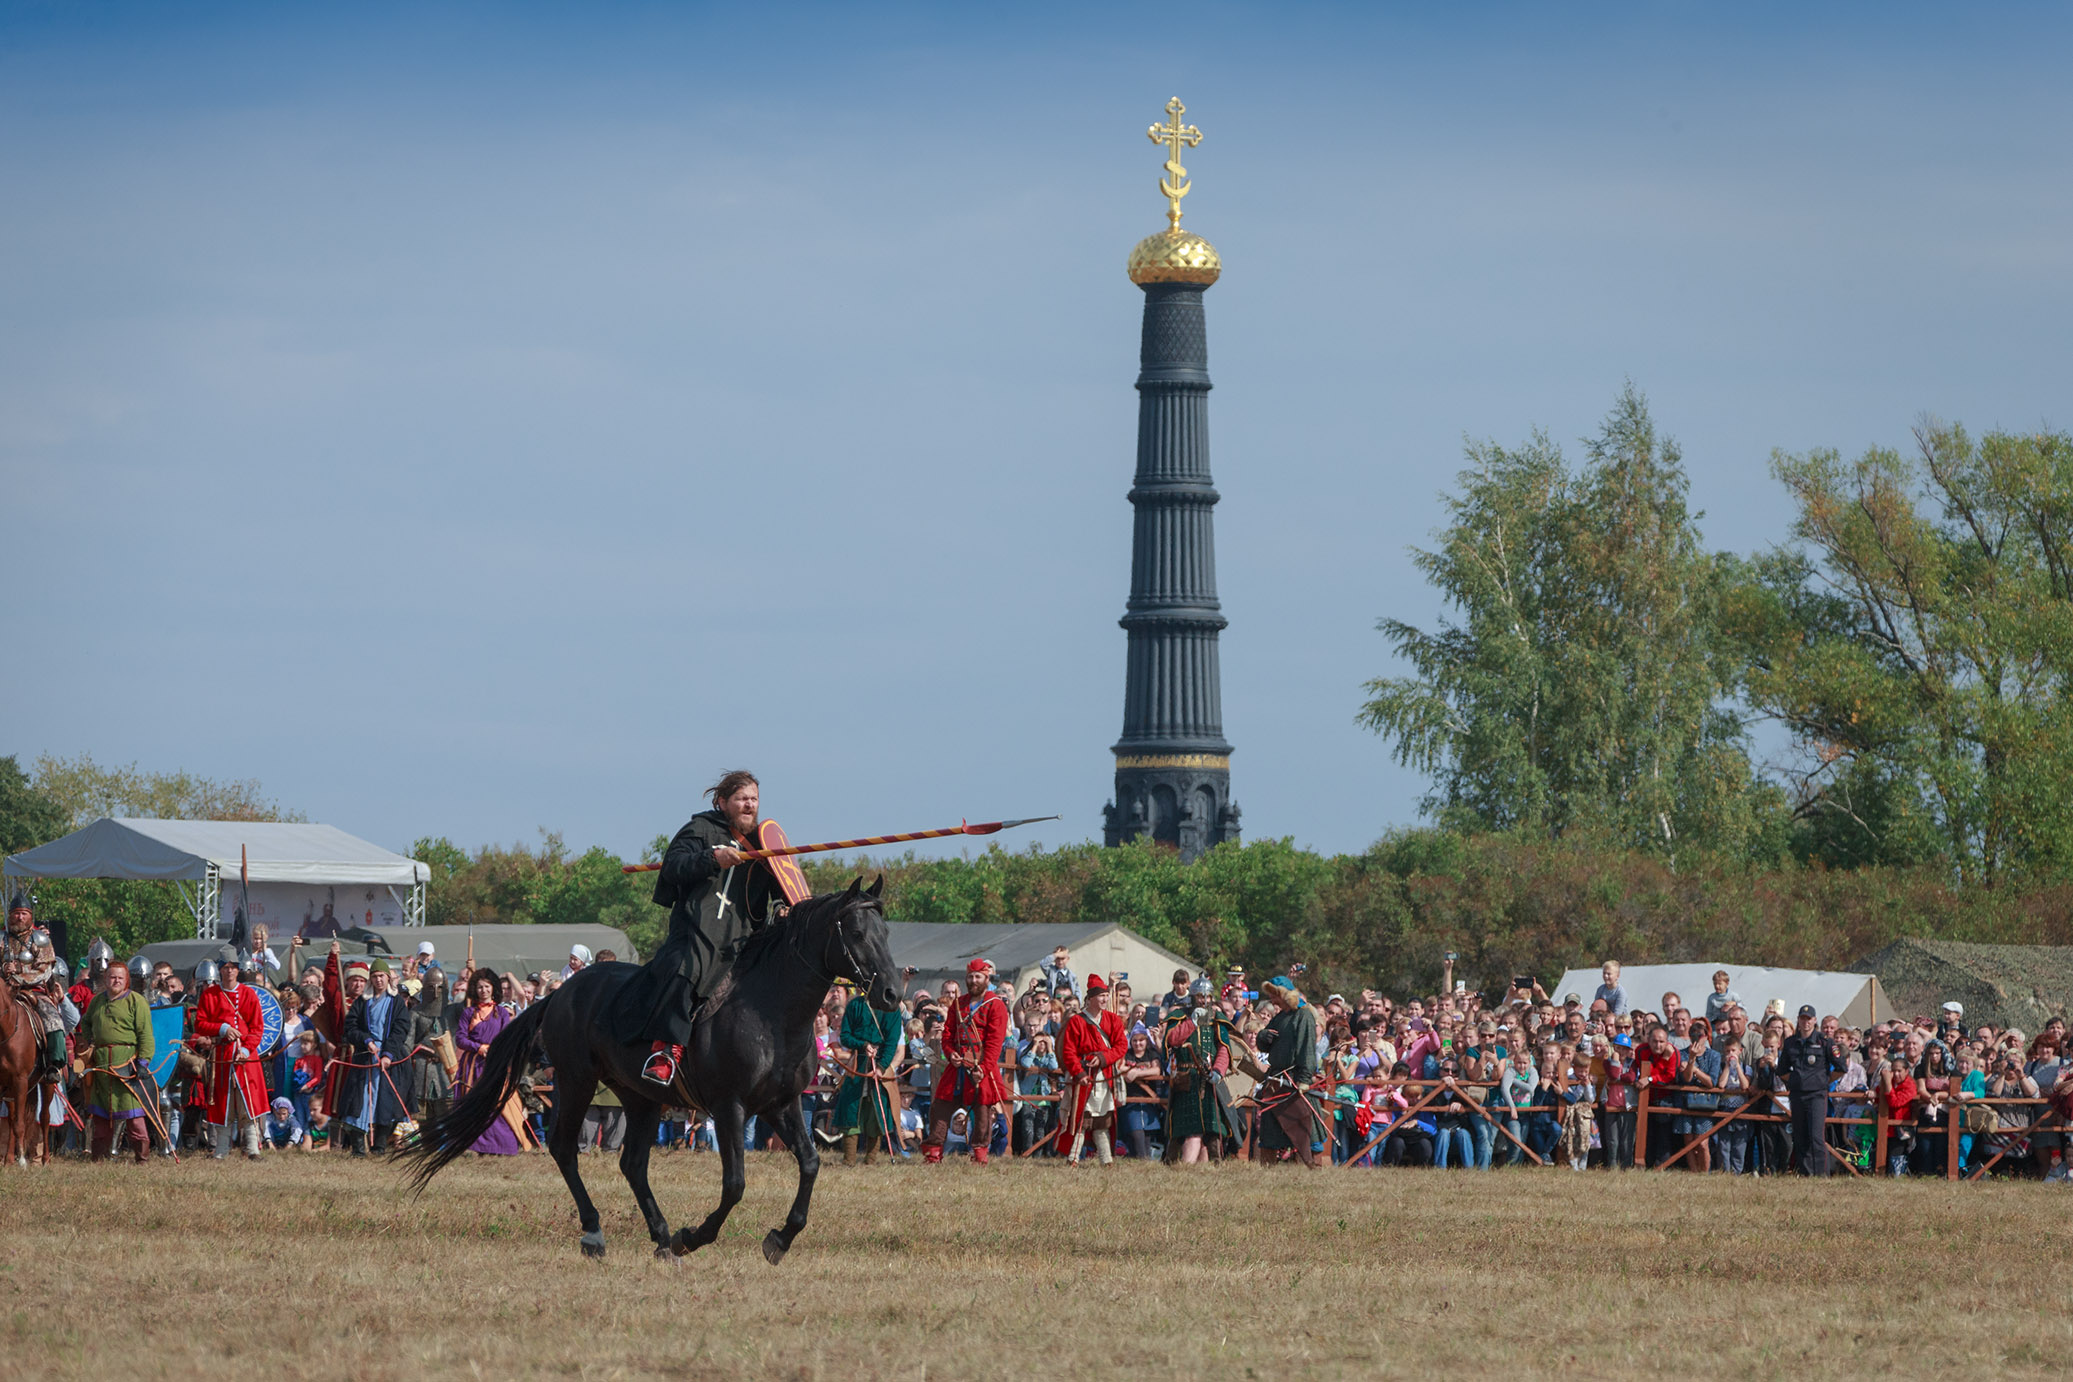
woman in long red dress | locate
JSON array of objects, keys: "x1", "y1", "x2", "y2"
[{"x1": 453, "y1": 968, "x2": 522, "y2": 1155}]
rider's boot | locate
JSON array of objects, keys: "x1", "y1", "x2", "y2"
[
  {"x1": 642, "y1": 1042, "x2": 681, "y2": 1087},
  {"x1": 923, "y1": 1142, "x2": 944, "y2": 1165},
  {"x1": 840, "y1": 1134, "x2": 858, "y2": 1167}
]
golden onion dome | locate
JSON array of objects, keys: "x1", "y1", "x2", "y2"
[{"x1": 1127, "y1": 228, "x2": 1221, "y2": 286}]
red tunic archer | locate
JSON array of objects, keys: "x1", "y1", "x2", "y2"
[
  {"x1": 193, "y1": 979, "x2": 268, "y2": 1126},
  {"x1": 1057, "y1": 1003, "x2": 1127, "y2": 1146},
  {"x1": 926, "y1": 958, "x2": 1009, "y2": 1163}
]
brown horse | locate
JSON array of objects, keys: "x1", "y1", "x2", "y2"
[{"x1": 0, "y1": 973, "x2": 43, "y2": 1166}]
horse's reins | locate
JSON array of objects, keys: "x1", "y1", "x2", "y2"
[{"x1": 789, "y1": 898, "x2": 875, "y2": 989}]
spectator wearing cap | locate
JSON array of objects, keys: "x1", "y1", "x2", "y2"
[
  {"x1": 1938, "y1": 1001, "x2": 1968, "y2": 1045},
  {"x1": 1779, "y1": 1003, "x2": 1844, "y2": 1176}
]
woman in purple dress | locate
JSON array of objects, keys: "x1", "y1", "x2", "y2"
[{"x1": 454, "y1": 968, "x2": 523, "y2": 1155}]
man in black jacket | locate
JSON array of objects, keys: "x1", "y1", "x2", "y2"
[
  {"x1": 615, "y1": 770, "x2": 781, "y2": 1085},
  {"x1": 1779, "y1": 1004, "x2": 1844, "y2": 1176},
  {"x1": 1254, "y1": 977, "x2": 1325, "y2": 1168}
]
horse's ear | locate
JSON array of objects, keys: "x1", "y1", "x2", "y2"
[
  {"x1": 846, "y1": 877, "x2": 861, "y2": 896},
  {"x1": 867, "y1": 874, "x2": 884, "y2": 898}
]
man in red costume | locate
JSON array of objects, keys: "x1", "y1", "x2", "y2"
[
  {"x1": 1057, "y1": 973, "x2": 1129, "y2": 1164},
  {"x1": 192, "y1": 953, "x2": 268, "y2": 1160},
  {"x1": 926, "y1": 957, "x2": 1008, "y2": 1164}
]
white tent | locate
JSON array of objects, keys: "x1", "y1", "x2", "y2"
[
  {"x1": 5, "y1": 818, "x2": 429, "y2": 939},
  {"x1": 1552, "y1": 962, "x2": 1889, "y2": 1028}
]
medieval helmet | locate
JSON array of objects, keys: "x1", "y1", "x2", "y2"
[
  {"x1": 192, "y1": 959, "x2": 219, "y2": 986},
  {"x1": 127, "y1": 954, "x2": 151, "y2": 984},
  {"x1": 1189, "y1": 977, "x2": 1215, "y2": 1001},
  {"x1": 6, "y1": 889, "x2": 29, "y2": 920},
  {"x1": 86, "y1": 937, "x2": 115, "y2": 972},
  {"x1": 49, "y1": 956, "x2": 68, "y2": 984}
]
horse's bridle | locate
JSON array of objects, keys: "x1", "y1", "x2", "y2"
[{"x1": 790, "y1": 897, "x2": 880, "y2": 992}]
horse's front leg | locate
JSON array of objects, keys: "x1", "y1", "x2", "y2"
[
  {"x1": 672, "y1": 1101, "x2": 745, "y2": 1257},
  {"x1": 760, "y1": 1094, "x2": 819, "y2": 1266}
]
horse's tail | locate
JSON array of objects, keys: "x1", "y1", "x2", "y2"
[{"x1": 395, "y1": 999, "x2": 549, "y2": 1193}]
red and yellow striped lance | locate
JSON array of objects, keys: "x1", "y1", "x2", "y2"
[{"x1": 619, "y1": 816, "x2": 1059, "y2": 874}]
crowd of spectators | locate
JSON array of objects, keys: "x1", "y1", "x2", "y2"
[
  {"x1": 770, "y1": 956, "x2": 2072, "y2": 1178},
  {"x1": 33, "y1": 933, "x2": 2073, "y2": 1180}
]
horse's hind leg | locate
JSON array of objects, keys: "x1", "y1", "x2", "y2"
[
  {"x1": 548, "y1": 1075, "x2": 606, "y2": 1258},
  {"x1": 759, "y1": 1096, "x2": 819, "y2": 1266},
  {"x1": 671, "y1": 1100, "x2": 744, "y2": 1257},
  {"x1": 615, "y1": 1098, "x2": 674, "y2": 1258}
]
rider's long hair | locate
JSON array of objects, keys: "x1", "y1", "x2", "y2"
[{"x1": 395, "y1": 998, "x2": 547, "y2": 1192}]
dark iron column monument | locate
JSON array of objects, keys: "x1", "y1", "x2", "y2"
[{"x1": 1103, "y1": 98, "x2": 1239, "y2": 862}]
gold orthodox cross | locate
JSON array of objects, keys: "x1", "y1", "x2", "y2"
[{"x1": 1147, "y1": 97, "x2": 1202, "y2": 230}]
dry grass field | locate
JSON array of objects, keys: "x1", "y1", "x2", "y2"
[{"x1": 8, "y1": 1148, "x2": 2072, "y2": 1380}]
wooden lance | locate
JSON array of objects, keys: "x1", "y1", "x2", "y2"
[{"x1": 620, "y1": 816, "x2": 1060, "y2": 873}]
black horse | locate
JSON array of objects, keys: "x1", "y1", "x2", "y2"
[{"x1": 401, "y1": 878, "x2": 902, "y2": 1264}]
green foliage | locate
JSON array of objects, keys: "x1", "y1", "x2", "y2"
[
  {"x1": 1360, "y1": 386, "x2": 1777, "y2": 864},
  {"x1": 34, "y1": 878, "x2": 195, "y2": 961},
  {"x1": 1743, "y1": 421, "x2": 2073, "y2": 882},
  {"x1": 31, "y1": 751, "x2": 304, "y2": 828},
  {"x1": 0, "y1": 754, "x2": 67, "y2": 856},
  {"x1": 409, "y1": 832, "x2": 658, "y2": 957}
]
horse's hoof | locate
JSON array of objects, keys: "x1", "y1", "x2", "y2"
[
  {"x1": 761, "y1": 1231, "x2": 788, "y2": 1266},
  {"x1": 653, "y1": 1244, "x2": 680, "y2": 1264},
  {"x1": 670, "y1": 1227, "x2": 700, "y2": 1257},
  {"x1": 580, "y1": 1231, "x2": 606, "y2": 1260}
]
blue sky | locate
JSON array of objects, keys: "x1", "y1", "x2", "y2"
[{"x1": 5, "y1": 4, "x2": 2069, "y2": 862}]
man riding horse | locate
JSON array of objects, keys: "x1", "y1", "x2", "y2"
[
  {"x1": 615, "y1": 769, "x2": 785, "y2": 1086},
  {"x1": 3, "y1": 892, "x2": 67, "y2": 1078}
]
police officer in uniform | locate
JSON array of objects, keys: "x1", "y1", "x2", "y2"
[{"x1": 1778, "y1": 1003, "x2": 1843, "y2": 1176}]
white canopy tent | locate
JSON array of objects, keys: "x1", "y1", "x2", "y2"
[
  {"x1": 1552, "y1": 962, "x2": 1889, "y2": 1028},
  {"x1": 4, "y1": 818, "x2": 430, "y2": 939}
]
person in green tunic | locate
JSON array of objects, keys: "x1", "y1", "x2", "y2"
[
  {"x1": 833, "y1": 982, "x2": 906, "y2": 1164},
  {"x1": 1161, "y1": 977, "x2": 1251, "y2": 1163},
  {"x1": 1254, "y1": 975, "x2": 1326, "y2": 1168},
  {"x1": 81, "y1": 960, "x2": 156, "y2": 1164}
]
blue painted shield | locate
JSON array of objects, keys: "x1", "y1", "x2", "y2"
[
  {"x1": 147, "y1": 1005, "x2": 186, "y2": 1087},
  {"x1": 252, "y1": 985, "x2": 283, "y2": 1057}
]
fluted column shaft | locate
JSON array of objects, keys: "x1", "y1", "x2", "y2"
[{"x1": 1104, "y1": 281, "x2": 1238, "y2": 860}]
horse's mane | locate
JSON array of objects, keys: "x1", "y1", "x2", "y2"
[{"x1": 730, "y1": 888, "x2": 866, "y2": 975}]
